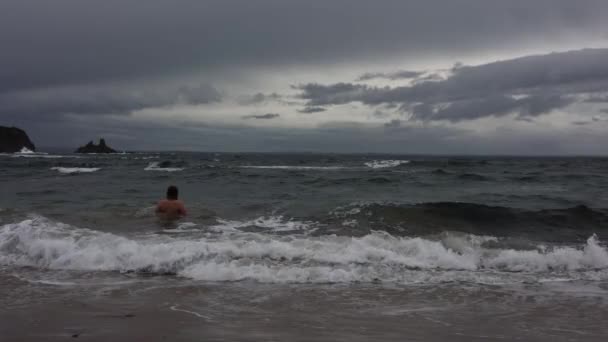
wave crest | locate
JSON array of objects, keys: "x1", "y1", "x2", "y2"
[
  {"x1": 364, "y1": 160, "x2": 410, "y2": 169},
  {"x1": 144, "y1": 161, "x2": 184, "y2": 172},
  {"x1": 51, "y1": 167, "x2": 100, "y2": 174},
  {"x1": 1, "y1": 217, "x2": 607, "y2": 284}
]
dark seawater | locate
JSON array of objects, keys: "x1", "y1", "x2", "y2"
[{"x1": 1, "y1": 151, "x2": 608, "y2": 341}]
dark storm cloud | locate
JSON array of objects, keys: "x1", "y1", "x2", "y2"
[
  {"x1": 297, "y1": 107, "x2": 327, "y2": 114},
  {"x1": 586, "y1": 95, "x2": 608, "y2": 102},
  {"x1": 237, "y1": 93, "x2": 282, "y2": 105},
  {"x1": 297, "y1": 49, "x2": 608, "y2": 121},
  {"x1": 0, "y1": 83, "x2": 221, "y2": 120},
  {"x1": 1, "y1": 0, "x2": 608, "y2": 94},
  {"x1": 383, "y1": 119, "x2": 402, "y2": 128},
  {"x1": 357, "y1": 70, "x2": 424, "y2": 81},
  {"x1": 412, "y1": 74, "x2": 444, "y2": 84},
  {"x1": 572, "y1": 121, "x2": 590, "y2": 125},
  {"x1": 242, "y1": 113, "x2": 280, "y2": 120},
  {"x1": 411, "y1": 94, "x2": 575, "y2": 122}
]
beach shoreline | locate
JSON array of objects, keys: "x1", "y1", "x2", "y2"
[{"x1": 3, "y1": 270, "x2": 608, "y2": 342}]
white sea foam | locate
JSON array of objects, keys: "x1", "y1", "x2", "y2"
[
  {"x1": 51, "y1": 167, "x2": 100, "y2": 174},
  {"x1": 364, "y1": 160, "x2": 410, "y2": 169},
  {"x1": 9, "y1": 148, "x2": 70, "y2": 159},
  {"x1": 160, "y1": 222, "x2": 200, "y2": 234},
  {"x1": 13, "y1": 154, "x2": 69, "y2": 159},
  {"x1": 242, "y1": 165, "x2": 344, "y2": 171},
  {"x1": 210, "y1": 216, "x2": 316, "y2": 233},
  {"x1": 18, "y1": 147, "x2": 35, "y2": 154},
  {"x1": 144, "y1": 162, "x2": 184, "y2": 172},
  {"x1": 1, "y1": 216, "x2": 607, "y2": 284}
]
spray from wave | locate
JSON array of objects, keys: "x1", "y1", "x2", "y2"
[{"x1": 1, "y1": 216, "x2": 607, "y2": 284}]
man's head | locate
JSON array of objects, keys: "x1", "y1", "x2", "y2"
[{"x1": 166, "y1": 185, "x2": 179, "y2": 200}]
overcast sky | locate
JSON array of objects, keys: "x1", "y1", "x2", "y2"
[{"x1": 2, "y1": 0, "x2": 608, "y2": 154}]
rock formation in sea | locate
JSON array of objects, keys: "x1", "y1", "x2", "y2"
[
  {"x1": 75, "y1": 138, "x2": 117, "y2": 153},
  {"x1": 0, "y1": 126, "x2": 36, "y2": 153}
]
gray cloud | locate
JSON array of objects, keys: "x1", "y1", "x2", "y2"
[
  {"x1": 412, "y1": 95, "x2": 574, "y2": 122},
  {"x1": 586, "y1": 95, "x2": 608, "y2": 102},
  {"x1": 297, "y1": 107, "x2": 327, "y2": 114},
  {"x1": 7, "y1": 106, "x2": 607, "y2": 155},
  {"x1": 383, "y1": 119, "x2": 403, "y2": 128},
  {"x1": 2, "y1": 0, "x2": 608, "y2": 94},
  {"x1": 297, "y1": 48, "x2": 608, "y2": 121},
  {"x1": 357, "y1": 70, "x2": 424, "y2": 81},
  {"x1": 0, "y1": 83, "x2": 221, "y2": 120},
  {"x1": 242, "y1": 113, "x2": 280, "y2": 120},
  {"x1": 2, "y1": 1, "x2": 608, "y2": 154},
  {"x1": 237, "y1": 92, "x2": 282, "y2": 105},
  {"x1": 572, "y1": 121, "x2": 590, "y2": 125}
]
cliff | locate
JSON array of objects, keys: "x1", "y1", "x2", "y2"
[
  {"x1": 0, "y1": 126, "x2": 36, "y2": 153},
  {"x1": 75, "y1": 138, "x2": 117, "y2": 153}
]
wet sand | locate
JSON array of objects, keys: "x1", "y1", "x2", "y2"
[{"x1": 2, "y1": 271, "x2": 608, "y2": 341}]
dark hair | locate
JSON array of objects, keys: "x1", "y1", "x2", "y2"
[{"x1": 166, "y1": 185, "x2": 178, "y2": 200}]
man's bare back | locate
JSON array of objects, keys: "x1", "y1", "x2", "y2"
[
  {"x1": 156, "y1": 185, "x2": 187, "y2": 221},
  {"x1": 155, "y1": 199, "x2": 187, "y2": 219}
]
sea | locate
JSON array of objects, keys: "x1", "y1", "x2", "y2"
[{"x1": 1, "y1": 149, "x2": 608, "y2": 341}]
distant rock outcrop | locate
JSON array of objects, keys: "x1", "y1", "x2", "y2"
[
  {"x1": 0, "y1": 126, "x2": 36, "y2": 153},
  {"x1": 75, "y1": 138, "x2": 117, "y2": 153}
]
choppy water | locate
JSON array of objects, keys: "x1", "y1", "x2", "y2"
[{"x1": 2, "y1": 151, "x2": 608, "y2": 340}]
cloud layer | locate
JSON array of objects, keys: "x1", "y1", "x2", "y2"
[
  {"x1": 297, "y1": 49, "x2": 608, "y2": 122},
  {"x1": 2, "y1": 1, "x2": 608, "y2": 154},
  {"x1": 2, "y1": 0, "x2": 607, "y2": 94}
]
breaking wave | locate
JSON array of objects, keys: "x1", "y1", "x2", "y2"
[
  {"x1": 7, "y1": 149, "x2": 69, "y2": 159},
  {"x1": 18, "y1": 147, "x2": 35, "y2": 154},
  {"x1": 1, "y1": 216, "x2": 608, "y2": 284},
  {"x1": 210, "y1": 215, "x2": 316, "y2": 233},
  {"x1": 144, "y1": 161, "x2": 184, "y2": 172},
  {"x1": 242, "y1": 165, "x2": 345, "y2": 171},
  {"x1": 364, "y1": 160, "x2": 410, "y2": 169},
  {"x1": 51, "y1": 167, "x2": 100, "y2": 174}
]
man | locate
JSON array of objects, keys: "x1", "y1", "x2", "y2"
[{"x1": 156, "y1": 185, "x2": 187, "y2": 220}]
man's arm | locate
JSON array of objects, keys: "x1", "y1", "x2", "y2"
[
  {"x1": 155, "y1": 201, "x2": 164, "y2": 213},
  {"x1": 178, "y1": 202, "x2": 187, "y2": 216}
]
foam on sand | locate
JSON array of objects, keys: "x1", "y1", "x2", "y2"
[
  {"x1": 51, "y1": 167, "x2": 100, "y2": 174},
  {"x1": 2, "y1": 216, "x2": 608, "y2": 284}
]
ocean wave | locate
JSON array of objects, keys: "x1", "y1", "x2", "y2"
[
  {"x1": 457, "y1": 173, "x2": 491, "y2": 181},
  {"x1": 328, "y1": 202, "x2": 608, "y2": 239},
  {"x1": 144, "y1": 162, "x2": 184, "y2": 172},
  {"x1": 210, "y1": 216, "x2": 316, "y2": 233},
  {"x1": 8, "y1": 148, "x2": 70, "y2": 159},
  {"x1": 364, "y1": 160, "x2": 410, "y2": 169},
  {"x1": 13, "y1": 154, "x2": 70, "y2": 159},
  {"x1": 18, "y1": 147, "x2": 36, "y2": 154},
  {"x1": 1, "y1": 216, "x2": 607, "y2": 284},
  {"x1": 51, "y1": 167, "x2": 101, "y2": 174},
  {"x1": 242, "y1": 165, "x2": 345, "y2": 171}
]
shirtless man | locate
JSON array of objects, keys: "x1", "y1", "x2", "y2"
[{"x1": 156, "y1": 185, "x2": 187, "y2": 220}]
